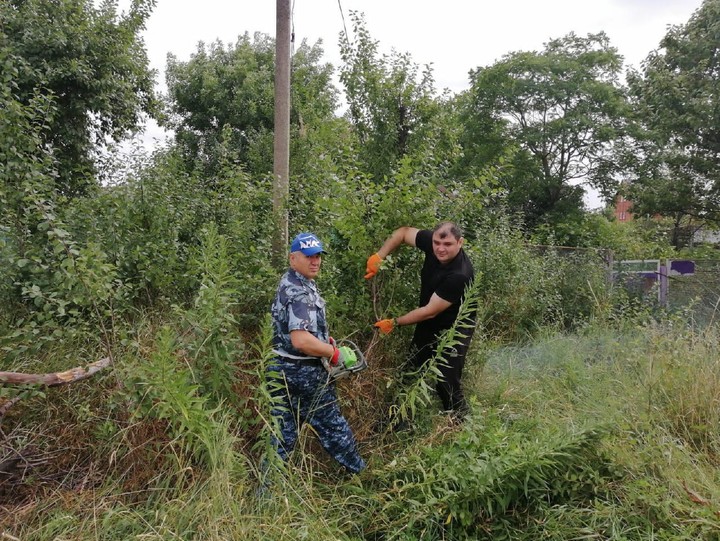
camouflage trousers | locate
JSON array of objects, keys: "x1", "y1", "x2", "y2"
[{"x1": 268, "y1": 358, "x2": 365, "y2": 474}]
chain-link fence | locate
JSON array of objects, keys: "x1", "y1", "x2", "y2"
[
  {"x1": 521, "y1": 250, "x2": 720, "y2": 327},
  {"x1": 613, "y1": 258, "x2": 720, "y2": 326},
  {"x1": 667, "y1": 260, "x2": 720, "y2": 325}
]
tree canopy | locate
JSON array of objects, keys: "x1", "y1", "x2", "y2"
[
  {"x1": 339, "y1": 11, "x2": 457, "y2": 184},
  {"x1": 165, "y1": 32, "x2": 338, "y2": 179},
  {"x1": 625, "y1": 0, "x2": 720, "y2": 243},
  {"x1": 1, "y1": 0, "x2": 158, "y2": 196},
  {"x1": 461, "y1": 32, "x2": 628, "y2": 229}
]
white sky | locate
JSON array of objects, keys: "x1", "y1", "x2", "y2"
[
  {"x1": 128, "y1": 0, "x2": 704, "y2": 94},
  {"x1": 117, "y1": 0, "x2": 705, "y2": 207}
]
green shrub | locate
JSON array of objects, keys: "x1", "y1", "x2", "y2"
[{"x1": 359, "y1": 416, "x2": 614, "y2": 540}]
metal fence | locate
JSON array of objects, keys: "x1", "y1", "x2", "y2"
[
  {"x1": 524, "y1": 248, "x2": 720, "y2": 325},
  {"x1": 667, "y1": 259, "x2": 720, "y2": 325},
  {"x1": 614, "y1": 259, "x2": 720, "y2": 325}
]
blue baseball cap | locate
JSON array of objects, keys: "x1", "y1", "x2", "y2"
[{"x1": 290, "y1": 232, "x2": 326, "y2": 256}]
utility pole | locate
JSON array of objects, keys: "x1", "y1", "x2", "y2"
[{"x1": 272, "y1": 0, "x2": 291, "y2": 268}]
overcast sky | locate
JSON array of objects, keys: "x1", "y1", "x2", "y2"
[
  {"x1": 117, "y1": 0, "x2": 705, "y2": 207},
  {"x1": 127, "y1": 0, "x2": 704, "y2": 93}
]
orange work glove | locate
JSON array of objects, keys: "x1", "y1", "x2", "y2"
[
  {"x1": 374, "y1": 318, "x2": 396, "y2": 335},
  {"x1": 364, "y1": 253, "x2": 383, "y2": 280}
]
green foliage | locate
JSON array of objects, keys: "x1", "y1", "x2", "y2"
[
  {"x1": 339, "y1": 11, "x2": 459, "y2": 184},
  {"x1": 365, "y1": 420, "x2": 613, "y2": 539},
  {"x1": 469, "y1": 217, "x2": 612, "y2": 340},
  {"x1": 61, "y1": 152, "x2": 193, "y2": 303},
  {"x1": 53, "y1": 143, "x2": 276, "y2": 318},
  {"x1": 1, "y1": 0, "x2": 158, "y2": 196},
  {"x1": 625, "y1": 0, "x2": 720, "y2": 234},
  {"x1": 317, "y1": 157, "x2": 440, "y2": 332},
  {"x1": 8, "y1": 306, "x2": 720, "y2": 541},
  {"x1": 462, "y1": 32, "x2": 628, "y2": 230},
  {"x1": 0, "y1": 47, "x2": 59, "y2": 322},
  {"x1": 126, "y1": 325, "x2": 209, "y2": 448},
  {"x1": 121, "y1": 325, "x2": 235, "y2": 468},
  {"x1": 180, "y1": 225, "x2": 244, "y2": 408},
  {"x1": 676, "y1": 242, "x2": 720, "y2": 260},
  {"x1": 1, "y1": 190, "x2": 124, "y2": 353},
  {"x1": 166, "y1": 32, "x2": 337, "y2": 180},
  {"x1": 7, "y1": 4, "x2": 720, "y2": 539},
  {"x1": 248, "y1": 313, "x2": 287, "y2": 481},
  {"x1": 531, "y1": 212, "x2": 673, "y2": 260},
  {"x1": 479, "y1": 322, "x2": 720, "y2": 539},
  {"x1": 432, "y1": 163, "x2": 506, "y2": 241},
  {"x1": 635, "y1": 322, "x2": 720, "y2": 456},
  {"x1": 0, "y1": 4, "x2": 166, "y2": 350}
]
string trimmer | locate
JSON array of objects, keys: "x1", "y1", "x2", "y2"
[{"x1": 321, "y1": 339, "x2": 368, "y2": 381}]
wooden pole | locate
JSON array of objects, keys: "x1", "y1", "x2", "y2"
[{"x1": 272, "y1": 0, "x2": 291, "y2": 268}]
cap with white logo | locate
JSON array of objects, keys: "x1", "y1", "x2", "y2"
[{"x1": 290, "y1": 232, "x2": 326, "y2": 256}]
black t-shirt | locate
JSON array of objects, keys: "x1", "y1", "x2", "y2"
[{"x1": 414, "y1": 229, "x2": 475, "y2": 336}]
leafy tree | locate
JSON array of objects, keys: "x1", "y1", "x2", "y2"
[
  {"x1": 164, "y1": 32, "x2": 338, "y2": 180},
  {"x1": 1, "y1": 0, "x2": 158, "y2": 196},
  {"x1": 0, "y1": 47, "x2": 58, "y2": 318},
  {"x1": 461, "y1": 32, "x2": 628, "y2": 230},
  {"x1": 338, "y1": 11, "x2": 459, "y2": 184},
  {"x1": 624, "y1": 0, "x2": 720, "y2": 247}
]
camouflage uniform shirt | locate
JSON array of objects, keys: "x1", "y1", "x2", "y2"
[{"x1": 270, "y1": 269, "x2": 328, "y2": 359}]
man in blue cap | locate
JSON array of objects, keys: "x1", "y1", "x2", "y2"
[{"x1": 267, "y1": 232, "x2": 365, "y2": 474}]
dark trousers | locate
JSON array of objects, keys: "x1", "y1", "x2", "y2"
[{"x1": 408, "y1": 327, "x2": 474, "y2": 414}]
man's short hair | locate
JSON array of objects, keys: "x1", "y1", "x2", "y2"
[{"x1": 432, "y1": 222, "x2": 463, "y2": 240}]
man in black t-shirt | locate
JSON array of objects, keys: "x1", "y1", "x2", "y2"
[{"x1": 365, "y1": 222, "x2": 476, "y2": 416}]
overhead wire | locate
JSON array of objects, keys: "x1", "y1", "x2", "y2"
[
  {"x1": 290, "y1": 0, "x2": 352, "y2": 55},
  {"x1": 337, "y1": 0, "x2": 351, "y2": 47}
]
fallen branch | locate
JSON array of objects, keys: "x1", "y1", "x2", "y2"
[
  {"x1": 0, "y1": 357, "x2": 112, "y2": 417},
  {"x1": 0, "y1": 357, "x2": 111, "y2": 386}
]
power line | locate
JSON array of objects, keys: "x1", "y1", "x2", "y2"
[{"x1": 337, "y1": 0, "x2": 350, "y2": 47}]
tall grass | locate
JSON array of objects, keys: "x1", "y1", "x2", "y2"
[
  {"x1": 476, "y1": 320, "x2": 720, "y2": 539},
  {"x1": 6, "y1": 318, "x2": 720, "y2": 540},
  {"x1": 4, "y1": 217, "x2": 720, "y2": 539}
]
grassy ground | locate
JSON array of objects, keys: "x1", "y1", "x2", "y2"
[{"x1": 3, "y1": 317, "x2": 720, "y2": 540}]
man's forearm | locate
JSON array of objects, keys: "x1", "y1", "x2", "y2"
[
  {"x1": 396, "y1": 294, "x2": 453, "y2": 327},
  {"x1": 291, "y1": 330, "x2": 334, "y2": 358},
  {"x1": 396, "y1": 306, "x2": 438, "y2": 327},
  {"x1": 377, "y1": 226, "x2": 416, "y2": 258}
]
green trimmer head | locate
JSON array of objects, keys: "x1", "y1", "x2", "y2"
[{"x1": 322, "y1": 339, "x2": 368, "y2": 381}]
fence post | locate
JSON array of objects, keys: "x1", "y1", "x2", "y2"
[{"x1": 659, "y1": 259, "x2": 668, "y2": 307}]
